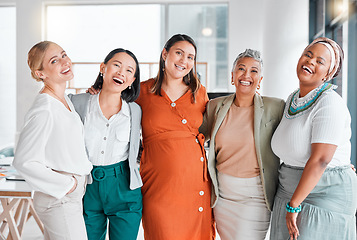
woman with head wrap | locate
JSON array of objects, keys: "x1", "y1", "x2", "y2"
[{"x1": 270, "y1": 37, "x2": 357, "y2": 240}]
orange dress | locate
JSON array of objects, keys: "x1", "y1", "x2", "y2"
[{"x1": 136, "y1": 79, "x2": 215, "y2": 240}]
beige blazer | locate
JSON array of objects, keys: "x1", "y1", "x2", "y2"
[{"x1": 200, "y1": 93, "x2": 285, "y2": 211}]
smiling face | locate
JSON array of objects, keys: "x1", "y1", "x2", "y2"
[
  {"x1": 162, "y1": 40, "x2": 196, "y2": 82},
  {"x1": 296, "y1": 43, "x2": 332, "y2": 89},
  {"x1": 35, "y1": 43, "x2": 73, "y2": 83},
  {"x1": 100, "y1": 52, "x2": 136, "y2": 93},
  {"x1": 231, "y1": 57, "x2": 262, "y2": 97}
]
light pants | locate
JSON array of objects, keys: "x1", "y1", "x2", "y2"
[
  {"x1": 33, "y1": 174, "x2": 87, "y2": 240},
  {"x1": 214, "y1": 172, "x2": 271, "y2": 240}
]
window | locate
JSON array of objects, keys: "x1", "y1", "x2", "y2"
[
  {"x1": 0, "y1": 6, "x2": 16, "y2": 146},
  {"x1": 167, "y1": 4, "x2": 228, "y2": 91},
  {"x1": 309, "y1": 0, "x2": 349, "y2": 97},
  {"x1": 309, "y1": 0, "x2": 357, "y2": 166},
  {"x1": 46, "y1": 3, "x2": 228, "y2": 93},
  {"x1": 46, "y1": 4, "x2": 162, "y2": 93}
]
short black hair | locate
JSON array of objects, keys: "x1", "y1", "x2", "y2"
[{"x1": 92, "y1": 48, "x2": 140, "y2": 102}]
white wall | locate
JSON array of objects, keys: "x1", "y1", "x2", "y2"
[
  {"x1": 16, "y1": 0, "x2": 43, "y2": 139},
  {"x1": 261, "y1": 0, "x2": 308, "y2": 100},
  {"x1": 0, "y1": 0, "x2": 309, "y2": 141},
  {"x1": 0, "y1": 6, "x2": 16, "y2": 146},
  {"x1": 228, "y1": 0, "x2": 309, "y2": 99},
  {"x1": 228, "y1": 0, "x2": 265, "y2": 93}
]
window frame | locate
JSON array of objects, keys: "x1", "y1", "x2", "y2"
[
  {"x1": 44, "y1": 1, "x2": 228, "y2": 93},
  {"x1": 309, "y1": 0, "x2": 357, "y2": 166}
]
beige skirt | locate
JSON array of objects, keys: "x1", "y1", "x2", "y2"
[{"x1": 214, "y1": 172, "x2": 270, "y2": 240}]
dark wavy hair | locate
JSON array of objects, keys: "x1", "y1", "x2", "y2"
[
  {"x1": 151, "y1": 34, "x2": 200, "y2": 102},
  {"x1": 92, "y1": 48, "x2": 140, "y2": 102}
]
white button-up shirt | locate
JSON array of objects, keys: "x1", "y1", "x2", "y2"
[{"x1": 84, "y1": 94, "x2": 131, "y2": 166}]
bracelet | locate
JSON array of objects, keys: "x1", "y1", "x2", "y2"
[{"x1": 286, "y1": 202, "x2": 301, "y2": 213}]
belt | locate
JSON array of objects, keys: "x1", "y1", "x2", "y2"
[{"x1": 92, "y1": 160, "x2": 129, "y2": 182}]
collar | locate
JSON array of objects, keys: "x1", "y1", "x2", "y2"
[
  {"x1": 120, "y1": 99, "x2": 130, "y2": 117},
  {"x1": 91, "y1": 92, "x2": 130, "y2": 118}
]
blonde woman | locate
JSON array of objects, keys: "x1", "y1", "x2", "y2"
[{"x1": 13, "y1": 41, "x2": 92, "y2": 240}]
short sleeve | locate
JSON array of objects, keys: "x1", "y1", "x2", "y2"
[
  {"x1": 199, "y1": 100, "x2": 211, "y2": 140},
  {"x1": 136, "y1": 80, "x2": 151, "y2": 106},
  {"x1": 311, "y1": 94, "x2": 349, "y2": 145}
]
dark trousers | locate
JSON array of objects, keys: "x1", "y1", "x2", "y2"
[{"x1": 83, "y1": 161, "x2": 142, "y2": 240}]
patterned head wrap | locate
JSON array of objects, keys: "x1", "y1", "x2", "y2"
[{"x1": 304, "y1": 37, "x2": 344, "y2": 82}]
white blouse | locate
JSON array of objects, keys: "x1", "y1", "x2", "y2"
[
  {"x1": 84, "y1": 94, "x2": 131, "y2": 166},
  {"x1": 13, "y1": 93, "x2": 92, "y2": 199},
  {"x1": 271, "y1": 84, "x2": 351, "y2": 168}
]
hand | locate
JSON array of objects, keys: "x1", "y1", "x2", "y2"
[
  {"x1": 286, "y1": 212, "x2": 299, "y2": 240},
  {"x1": 66, "y1": 176, "x2": 78, "y2": 194},
  {"x1": 86, "y1": 86, "x2": 100, "y2": 95}
]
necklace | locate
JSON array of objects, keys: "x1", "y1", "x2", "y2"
[
  {"x1": 286, "y1": 83, "x2": 335, "y2": 118},
  {"x1": 43, "y1": 84, "x2": 70, "y2": 110}
]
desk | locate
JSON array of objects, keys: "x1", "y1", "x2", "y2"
[{"x1": 0, "y1": 175, "x2": 44, "y2": 239}]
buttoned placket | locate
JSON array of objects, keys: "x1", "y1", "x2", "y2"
[
  {"x1": 169, "y1": 97, "x2": 206, "y2": 215},
  {"x1": 170, "y1": 101, "x2": 189, "y2": 126},
  {"x1": 198, "y1": 189, "x2": 205, "y2": 213},
  {"x1": 99, "y1": 122, "x2": 110, "y2": 160},
  {"x1": 196, "y1": 137, "x2": 205, "y2": 213}
]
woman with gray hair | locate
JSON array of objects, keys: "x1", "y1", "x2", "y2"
[
  {"x1": 200, "y1": 49, "x2": 285, "y2": 239},
  {"x1": 270, "y1": 37, "x2": 356, "y2": 240}
]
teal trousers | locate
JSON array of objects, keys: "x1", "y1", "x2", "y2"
[{"x1": 83, "y1": 161, "x2": 142, "y2": 240}]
